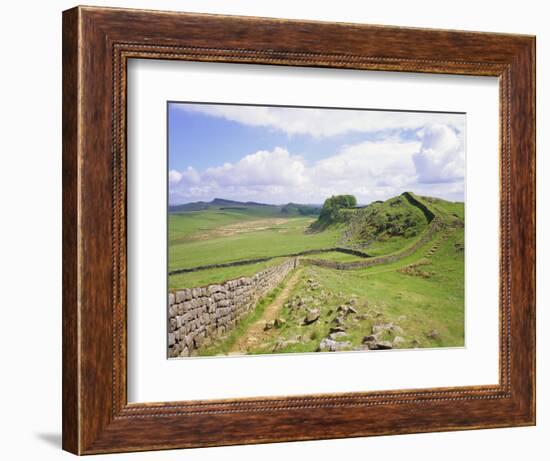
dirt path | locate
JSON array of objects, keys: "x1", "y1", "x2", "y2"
[{"x1": 229, "y1": 268, "x2": 302, "y2": 354}]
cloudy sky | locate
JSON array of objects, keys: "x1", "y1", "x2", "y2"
[{"x1": 168, "y1": 102, "x2": 465, "y2": 206}]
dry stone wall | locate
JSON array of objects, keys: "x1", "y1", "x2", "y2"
[
  {"x1": 169, "y1": 247, "x2": 370, "y2": 276},
  {"x1": 301, "y1": 219, "x2": 442, "y2": 271},
  {"x1": 168, "y1": 258, "x2": 298, "y2": 358}
]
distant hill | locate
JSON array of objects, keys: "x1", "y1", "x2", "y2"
[{"x1": 169, "y1": 198, "x2": 321, "y2": 216}]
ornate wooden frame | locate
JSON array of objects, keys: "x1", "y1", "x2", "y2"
[{"x1": 62, "y1": 5, "x2": 536, "y2": 455}]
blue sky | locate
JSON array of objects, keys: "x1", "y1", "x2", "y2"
[{"x1": 168, "y1": 102, "x2": 465, "y2": 206}]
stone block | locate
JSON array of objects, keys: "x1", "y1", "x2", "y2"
[
  {"x1": 175, "y1": 290, "x2": 186, "y2": 303},
  {"x1": 208, "y1": 284, "x2": 223, "y2": 295},
  {"x1": 193, "y1": 332, "x2": 206, "y2": 348}
]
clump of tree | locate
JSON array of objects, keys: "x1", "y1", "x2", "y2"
[{"x1": 311, "y1": 194, "x2": 357, "y2": 230}]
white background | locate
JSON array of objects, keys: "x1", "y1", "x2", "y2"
[
  {"x1": 128, "y1": 60, "x2": 499, "y2": 402},
  {"x1": 0, "y1": 0, "x2": 546, "y2": 460}
]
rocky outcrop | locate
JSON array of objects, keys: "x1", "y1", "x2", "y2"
[{"x1": 168, "y1": 258, "x2": 298, "y2": 358}]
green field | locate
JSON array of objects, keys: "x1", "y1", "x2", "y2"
[
  {"x1": 168, "y1": 192, "x2": 465, "y2": 355},
  {"x1": 168, "y1": 210, "x2": 340, "y2": 271},
  {"x1": 168, "y1": 257, "x2": 286, "y2": 290}
]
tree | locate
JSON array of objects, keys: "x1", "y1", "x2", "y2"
[{"x1": 318, "y1": 194, "x2": 357, "y2": 223}]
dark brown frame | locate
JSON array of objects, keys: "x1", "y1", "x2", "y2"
[{"x1": 62, "y1": 5, "x2": 536, "y2": 455}]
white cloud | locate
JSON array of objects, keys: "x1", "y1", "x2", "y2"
[
  {"x1": 177, "y1": 104, "x2": 465, "y2": 138},
  {"x1": 412, "y1": 124, "x2": 465, "y2": 184},
  {"x1": 169, "y1": 123, "x2": 465, "y2": 205},
  {"x1": 203, "y1": 147, "x2": 307, "y2": 187},
  {"x1": 168, "y1": 169, "x2": 182, "y2": 185},
  {"x1": 170, "y1": 166, "x2": 200, "y2": 186},
  {"x1": 314, "y1": 141, "x2": 418, "y2": 183}
]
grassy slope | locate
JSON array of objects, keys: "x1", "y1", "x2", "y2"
[
  {"x1": 309, "y1": 193, "x2": 433, "y2": 257},
  {"x1": 242, "y1": 226, "x2": 464, "y2": 354}
]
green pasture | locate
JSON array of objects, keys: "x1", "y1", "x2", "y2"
[{"x1": 168, "y1": 209, "x2": 340, "y2": 271}]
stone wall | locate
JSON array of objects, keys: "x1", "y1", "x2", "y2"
[
  {"x1": 301, "y1": 219, "x2": 442, "y2": 271},
  {"x1": 402, "y1": 191, "x2": 435, "y2": 222},
  {"x1": 168, "y1": 258, "x2": 298, "y2": 358},
  {"x1": 169, "y1": 247, "x2": 369, "y2": 276}
]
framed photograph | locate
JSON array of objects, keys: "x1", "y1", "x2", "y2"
[{"x1": 62, "y1": 6, "x2": 535, "y2": 455}]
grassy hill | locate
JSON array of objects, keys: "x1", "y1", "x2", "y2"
[{"x1": 309, "y1": 192, "x2": 463, "y2": 254}]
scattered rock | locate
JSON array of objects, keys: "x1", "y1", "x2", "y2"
[
  {"x1": 329, "y1": 331, "x2": 348, "y2": 340},
  {"x1": 366, "y1": 340, "x2": 393, "y2": 350},
  {"x1": 427, "y1": 329, "x2": 441, "y2": 340},
  {"x1": 372, "y1": 322, "x2": 404, "y2": 335},
  {"x1": 362, "y1": 333, "x2": 381, "y2": 343},
  {"x1": 264, "y1": 320, "x2": 275, "y2": 331},
  {"x1": 372, "y1": 322, "x2": 394, "y2": 334},
  {"x1": 273, "y1": 339, "x2": 300, "y2": 351},
  {"x1": 329, "y1": 326, "x2": 346, "y2": 334},
  {"x1": 318, "y1": 338, "x2": 352, "y2": 352},
  {"x1": 306, "y1": 278, "x2": 321, "y2": 290},
  {"x1": 337, "y1": 304, "x2": 358, "y2": 316},
  {"x1": 303, "y1": 308, "x2": 320, "y2": 325},
  {"x1": 274, "y1": 318, "x2": 286, "y2": 328},
  {"x1": 393, "y1": 336, "x2": 406, "y2": 347},
  {"x1": 331, "y1": 316, "x2": 345, "y2": 326}
]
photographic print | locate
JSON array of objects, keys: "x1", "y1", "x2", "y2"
[{"x1": 167, "y1": 102, "x2": 465, "y2": 358}]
